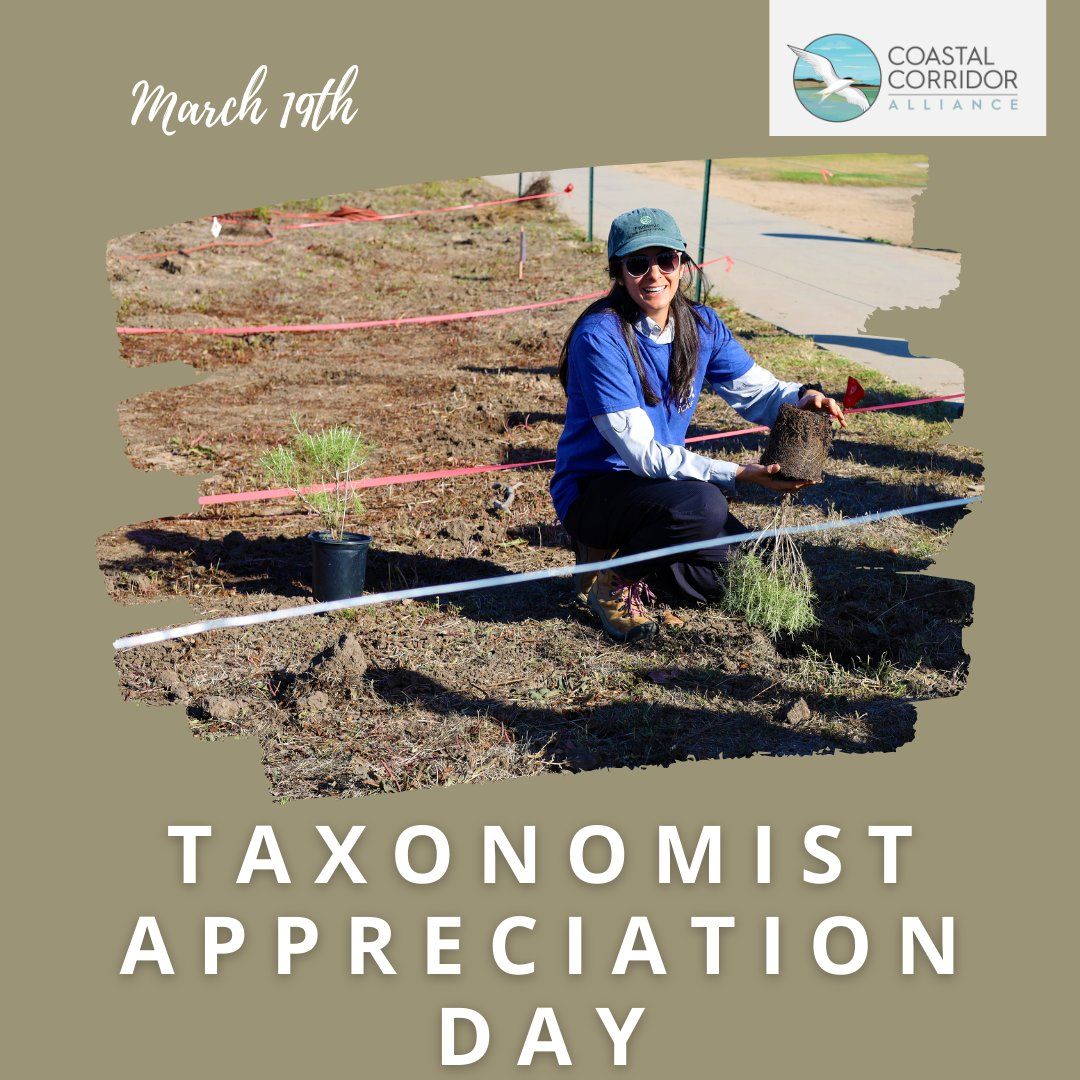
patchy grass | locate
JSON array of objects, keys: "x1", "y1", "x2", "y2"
[
  {"x1": 712, "y1": 154, "x2": 930, "y2": 187},
  {"x1": 281, "y1": 196, "x2": 328, "y2": 213},
  {"x1": 103, "y1": 176, "x2": 978, "y2": 798}
]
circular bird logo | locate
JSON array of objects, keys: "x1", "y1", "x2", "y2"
[{"x1": 789, "y1": 35, "x2": 881, "y2": 122}]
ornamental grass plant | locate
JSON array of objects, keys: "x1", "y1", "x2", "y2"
[
  {"x1": 260, "y1": 419, "x2": 374, "y2": 541},
  {"x1": 722, "y1": 501, "x2": 818, "y2": 637}
]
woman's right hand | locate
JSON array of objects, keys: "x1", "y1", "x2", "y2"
[{"x1": 735, "y1": 462, "x2": 813, "y2": 493}]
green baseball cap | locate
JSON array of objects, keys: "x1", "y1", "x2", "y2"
[{"x1": 607, "y1": 207, "x2": 687, "y2": 260}]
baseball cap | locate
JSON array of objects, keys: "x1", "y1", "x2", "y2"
[{"x1": 607, "y1": 208, "x2": 687, "y2": 260}]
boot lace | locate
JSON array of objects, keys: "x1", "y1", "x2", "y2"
[{"x1": 612, "y1": 576, "x2": 653, "y2": 619}]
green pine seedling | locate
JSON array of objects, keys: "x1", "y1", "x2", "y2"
[{"x1": 260, "y1": 418, "x2": 374, "y2": 540}]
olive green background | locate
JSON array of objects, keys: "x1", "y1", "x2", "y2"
[{"x1": 8, "y1": 1, "x2": 1072, "y2": 1074}]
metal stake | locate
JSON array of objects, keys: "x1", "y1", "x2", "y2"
[
  {"x1": 696, "y1": 158, "x2": 712, "y2": 302},
  {"x1": 587, "y1": 166, "x2": 595, "y2": 243}
]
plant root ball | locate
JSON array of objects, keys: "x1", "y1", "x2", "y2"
[{"x1": 761, "y1": 404, "x2": 834, "y2": 483}]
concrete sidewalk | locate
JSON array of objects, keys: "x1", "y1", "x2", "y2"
[{"x1": 486, "y1": 167, "x2": 962, "y2": 396}]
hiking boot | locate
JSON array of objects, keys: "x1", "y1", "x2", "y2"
[
  {"x1": 588, "y1": 571, "x2": 658, "y2": 643},
  {"x1": 633, "y1": 572, "x2": 689, "y2": 629},
  {"x1": 572, "y1": 542, "x2": 615, "y2": 606}
]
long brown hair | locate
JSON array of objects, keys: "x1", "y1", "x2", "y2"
[{"x1": 558, "y1": 256, "x2": 712, "y2": 410}]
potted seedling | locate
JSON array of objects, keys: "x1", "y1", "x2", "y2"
[{"x1": 260, "y1": 419, "x2": 375, "y2": 601}]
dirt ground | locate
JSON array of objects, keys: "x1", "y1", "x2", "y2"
[
  {"x1": 618, "y1": 160, "x2": 959, "y2": 258},
  {"x1": 103, "y1": 177, "x2": 980, "y2": 800}
]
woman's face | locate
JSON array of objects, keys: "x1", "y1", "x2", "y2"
[{"x1": 619, "y1": 246, "x2": 683, "y2": 326}]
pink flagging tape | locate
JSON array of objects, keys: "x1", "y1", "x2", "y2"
[
  {"x1": 687, "y1": 425, "x2": 767, "y2": 444},
  {"x1": 117, "y1": 292, "x2": 606, "y2": 338},
  {"x1": 277, "y1": 187, "x2": 574, "y2": 230},
  {"x1": 117, "y1": 187, "x2": 574, "y2": 261},
  {"x1": 116, "y1": 257, "x2": 732, "y2": 338},
  {"x1": 845, "y1": 393, "x2": 965, "y2": 413},
  {"x1": 197, "y1": 392, "x2": 965, "y2": 508},
  {"x1": 201, "y1": 460, "x2": 549, "y2": 506}
]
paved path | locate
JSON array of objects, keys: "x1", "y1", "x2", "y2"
[{"x1": 486, "y1": 167, "x2": 962, "y2": 396}]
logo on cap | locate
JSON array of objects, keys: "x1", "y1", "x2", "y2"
[{"x1": 638, "y1": 214, "x2": 653, "y2": 225}]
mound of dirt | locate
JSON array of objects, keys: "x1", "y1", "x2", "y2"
[
  {"x1": 287, "y1": 634, "x2": 369, "y2": 699},
  {"x1": 313, "y1": 634, "x2": 368, "y2": 685},
  {"x1": 199, "y1": 696, "x2": 250, "y2": 722}
]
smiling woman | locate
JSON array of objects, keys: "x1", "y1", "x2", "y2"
[{"x1": 552, "y1": 206, "x2": 846, "y2": 643}]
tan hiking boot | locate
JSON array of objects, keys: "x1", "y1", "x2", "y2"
[
  {"x1": 572, "y1": 543, "x2": 615, "y2": 606},
  {"x1": 588, "y1": 571, "x2": 658, "y2": 643}
]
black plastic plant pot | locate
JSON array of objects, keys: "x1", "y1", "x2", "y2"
[{"x1": 309, "y1": 531, "x2": 372, "y2": 602}]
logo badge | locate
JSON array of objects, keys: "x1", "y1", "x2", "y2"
[
  {"x1": 789, "y1": 34, "x2": 881, "y2": 122},
  {"x1": 638, "y1": 214, "x2": 652, "y2": 225}
]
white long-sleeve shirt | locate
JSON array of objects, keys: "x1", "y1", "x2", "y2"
[{"x1": 591, "y1": 312, "x2": 803, "y2": 492}]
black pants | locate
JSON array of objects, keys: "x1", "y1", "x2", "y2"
[{"x1": 562, "y1": 472, "x2": 749, "y2": 605}]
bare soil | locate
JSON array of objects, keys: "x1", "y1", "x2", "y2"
[
  {"x1": 617, "y1": 160, "x2": 959, "y2": 259},
  {"x1": 103, "y1": 178, "x2": 980, "y2": 800}
]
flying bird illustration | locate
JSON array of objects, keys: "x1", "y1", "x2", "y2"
[{"x1": 788, "y1": 44, "x2": 871, "y2": 112}]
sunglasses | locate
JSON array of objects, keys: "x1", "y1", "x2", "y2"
[{"x1": 622, "y1": 250, "x2": 683, "y2": 277}]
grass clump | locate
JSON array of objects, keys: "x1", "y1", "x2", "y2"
[
  {"x1": 260, "y1": 418, "x2": 374, "y2": 541},
  {"x1": 722, "y1": 500, "x2": 818, "y2": 637},
  {"x1": 715, "y1": 154, "x2": 929, "y2": 187},
  {"x1": 722, "y1": 551, "x2": 817, "y2": 637},
  {"x1": 793, "y1": 647, "x2": 916, "y2": 698},
  {"x1": 282, "y1": 195, "x2": 328, "y2": 213}
]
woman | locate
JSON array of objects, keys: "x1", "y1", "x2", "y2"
[{"x1": 551, "y1": 207, "x2": 846, "y2": 643}]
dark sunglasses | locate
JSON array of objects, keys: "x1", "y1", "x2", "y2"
[{"x1": 622, "y1": 250, "x2": 683, "y2": 277}]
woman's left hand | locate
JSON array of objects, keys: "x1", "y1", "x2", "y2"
[{"x1": 797, "y1": 390, "x2": 847, "y2": 428}]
